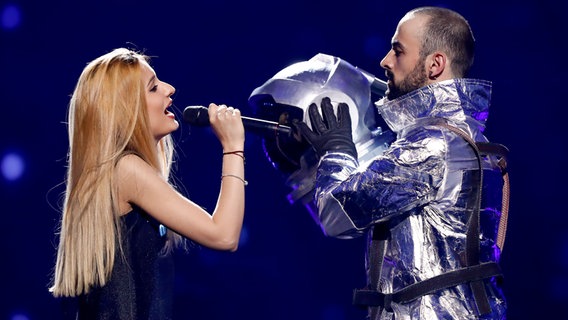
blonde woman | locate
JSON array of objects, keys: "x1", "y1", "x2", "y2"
[{"x1": 50, "y1": 48, "x2": 246, "y2": 318}]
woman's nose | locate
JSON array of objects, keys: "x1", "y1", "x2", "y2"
[{"x1": 167, "y1": 83, "x2": 175, "y2": 96}]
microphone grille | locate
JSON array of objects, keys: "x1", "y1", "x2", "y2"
[{"x1": 183, "y1": 106, "x2": 209, "y2": 126}]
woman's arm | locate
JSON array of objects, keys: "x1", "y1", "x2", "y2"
[{"x1": 117, "y1": 103, "x2": 245, "y2": 251}]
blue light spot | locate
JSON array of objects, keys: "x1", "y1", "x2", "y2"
[
  {"x1": 1, "y1": 4, "x2": 21, "y2": 30},
  {"x1": 11, "y1": 313, "x2": 30, "y2": 320},
  {"x1": 1, "y1": 152, "x2": 25, "y2": 181},
  {"x1": 239, "y1": 225, "x2": 249, "y2": 247}
]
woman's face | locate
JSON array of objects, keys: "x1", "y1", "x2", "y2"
[{"x1": 141, "y1": 62, "x2": 178, "y2": 141}]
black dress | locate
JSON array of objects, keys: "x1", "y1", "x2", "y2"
[{"x1": 64, "y1": 206, "x2": 174, "y2": 320}]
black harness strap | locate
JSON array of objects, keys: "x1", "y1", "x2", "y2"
[
  {"x1": 367, "y1": 223, "x2": 389, "y2": 319},
  {"x1": 440, "y1": 123, "x2": 491, "y2": 315},
  {"x1": 353, "y1": 120, "x2": 509, "y2": 317},
  {"x1": 353, "y1": 262, "x2": 502, "y2": 309}
]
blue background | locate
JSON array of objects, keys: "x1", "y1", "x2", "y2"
[{"x1": 1, "y1": 0, "x2": 566, "y2": 319}]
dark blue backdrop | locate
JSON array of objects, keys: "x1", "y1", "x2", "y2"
[{"x1": 1, "y1": 0, "x2": 566, "y2": 319}]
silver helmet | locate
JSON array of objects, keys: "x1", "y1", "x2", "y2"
[{"x1": 248, "y1": 53, "x2": 394, "y2": 218}]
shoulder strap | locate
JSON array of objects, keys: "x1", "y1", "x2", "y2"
[
  {"x1": 476, "y1": 142, "x2": 510, "y2": 251},
  {"x1": 435, "y1": 123, "x2": 489, "y2": 314},
  {"x1": 366, "y1": 223, "x2": 390, "y2": 318},
  {"x1": 434, "y1": 122, "x2": 509, "y2": 315},
  {"x1": 353, "y1": 121, "x2": 510, "y2": 317}
]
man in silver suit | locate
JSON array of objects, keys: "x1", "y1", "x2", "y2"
[{"x1": 295, "y1": 6, "x2": 509, "y2": 319}]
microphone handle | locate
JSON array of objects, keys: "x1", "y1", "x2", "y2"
[
  {"x1": 241, "y1": 116, "x2": 292, "y2": 137},
  {"x1": 182, "y1": 105, "x2": 292, "y2": 137}
]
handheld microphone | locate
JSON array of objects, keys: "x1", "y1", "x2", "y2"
[{"x1": 183, "y1": 106, "x2": 292, "y2": 137}]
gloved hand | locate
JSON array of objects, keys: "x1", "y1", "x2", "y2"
[{"x1": 294, "y1": 97, "x2": 357, "y2": 159}]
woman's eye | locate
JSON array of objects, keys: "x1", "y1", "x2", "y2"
[{"x1": 150, "y1": 85, "x2": 158, "y2": 92}]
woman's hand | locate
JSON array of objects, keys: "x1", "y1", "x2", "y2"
[{"x1": 207, "y1": 103, "x2": 245, "y2": 152}]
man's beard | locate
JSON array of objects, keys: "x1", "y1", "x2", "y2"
[{"x1": 386, "y1": 59, "x2": 428, "y2": 100}]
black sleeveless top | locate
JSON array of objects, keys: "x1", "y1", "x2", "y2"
[{"x1": 68, "y1": 207, "x2": 174, "y2": 319}]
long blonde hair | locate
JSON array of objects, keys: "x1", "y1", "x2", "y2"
[{"x1": 50, "y1": 48, "x2": 181, "y2": 297}]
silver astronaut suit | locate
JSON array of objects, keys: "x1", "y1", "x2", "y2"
[
  {"x1": 250, "y1": 54, "x2": 507, "y2": 318},
  {"x1": 248, "y1": 53, "x2": 395, "y2": 226},
  {"x1": 317, "y1": 79, "x2": 508, "y2": 318}
]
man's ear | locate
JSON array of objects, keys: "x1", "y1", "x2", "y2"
[{"x1": 427, "y1": 51, "x2": 447, "y2": 80}]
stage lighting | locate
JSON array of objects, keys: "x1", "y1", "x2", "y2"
[
  {"x1": 1, "y1": 4, "x2": 21, "y2": 30},
  {"x1": 1, "y1": 152, "x2": 25, "y2": 181}
]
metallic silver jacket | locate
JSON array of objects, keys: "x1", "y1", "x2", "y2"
[{"x1": 314, "y1": 79, "x2": 507, "y2": 319}]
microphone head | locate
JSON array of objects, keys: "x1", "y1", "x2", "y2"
[{"x1": 183, "y1": 106, "x2": 209, "y2": 126}]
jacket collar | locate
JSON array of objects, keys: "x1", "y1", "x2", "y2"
[{"x1": 375, "y1": 78, "x2": 492, "y2": 133}]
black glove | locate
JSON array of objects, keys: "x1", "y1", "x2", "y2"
[{"x1": 295, "y1": 97, "x2": 357, "y2": 159}]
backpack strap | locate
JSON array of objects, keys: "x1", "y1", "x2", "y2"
[
  {"x1": 352, "y1": 120, "x2": 510, "y2": 316},
  {"x1": 433, "y1": 122, "x2": 510, "y2": 314},
  {"x1": 476, "y1": 142, "x2": 510, "y2": 251},
  {"x1": 366, "y1": 223, "x2": 390, "y2": 318}
]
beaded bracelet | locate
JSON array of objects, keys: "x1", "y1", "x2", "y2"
[
  {"x1": 221, "y1": 174, "x2": 248, "y2": 186},
  {"x1": 223, "y1": 150, "x2": 245, "y2": 163}
]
